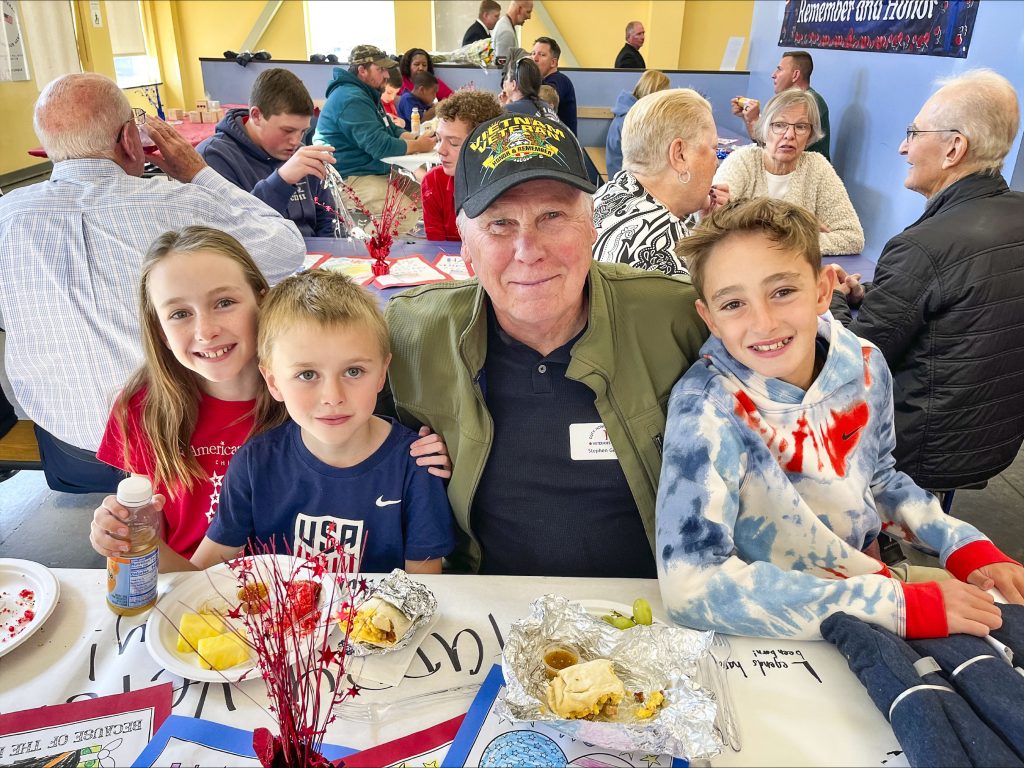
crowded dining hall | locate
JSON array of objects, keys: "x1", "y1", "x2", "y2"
[{"x1": 1, "y1": 1, "x2": 1022, "y2": 766}]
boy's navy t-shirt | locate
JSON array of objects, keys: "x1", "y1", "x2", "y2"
[
  {"x1": 207, "y1": 418, "x2": 455, "y2": 572},
  {"x1": 396, "y1": 91, "x2": 432, "y2": 126}
]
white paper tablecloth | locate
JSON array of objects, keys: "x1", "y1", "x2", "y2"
[{"x1": 0, "y1": 571, "x2": 905, "y2": 766}]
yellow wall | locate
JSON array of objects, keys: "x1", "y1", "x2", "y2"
[
  {"x1": 677, "y1": 0, "x2": 753, "y2": 71},
  {"x1": 395, "y1": 0, "x2": 434, "y2": 52},
  {"x1": 521, "y1": 1, "x2": 650, "y2": 69},
  {"x1": 171, "y1": 0, "x2": 308, "y2": 108},
  {"x1": 0, "y1": 79, "x2": 46, "y2": 178}
]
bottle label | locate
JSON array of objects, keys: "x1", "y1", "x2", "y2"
[{"x1": 107, "y1": 549, "x2": 159, "y2": 609}]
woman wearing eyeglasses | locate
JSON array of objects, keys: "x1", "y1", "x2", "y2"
[{"x1": 714, "y1": 89, "x2": 864, "y2": 255}]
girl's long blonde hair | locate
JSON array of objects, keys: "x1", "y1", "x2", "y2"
[{"x1": 114, "y1": 227, "x2": 287, "y2": 498}]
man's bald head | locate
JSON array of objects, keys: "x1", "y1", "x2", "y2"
[
  {"x1": 926, "y1": 69, "x2": 1019, "y2": 175},
  {"x1": 34, "y1": 73, "x2": 133, "y2": 163}
]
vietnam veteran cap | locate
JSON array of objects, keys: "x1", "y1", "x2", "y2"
[
  {"x1": 454, "y1": 114, "x2": 596, "y2": 218},
  {"x1": 349, "y1": 44, "x2": 398, "y2": 69}
]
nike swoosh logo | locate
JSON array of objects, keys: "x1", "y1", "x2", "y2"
[
  {"x1": 842, "y1": 427, "x2": 863, "y2": 441},
  {"x1": 375, "y1": 496, "x2": 401, "y2": 507}
]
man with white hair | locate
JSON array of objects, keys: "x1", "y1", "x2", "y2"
[
  {"x1": 385, "y1": 114, "x2": 708, "y2": 576},
  {"x1": 0, "y1": 73, "x2": 305, "y2": 493},
  {"x1": 831, "y1": 69, "x2": 1024, "y2": 498}
]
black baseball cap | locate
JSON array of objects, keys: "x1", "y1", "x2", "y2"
[{"x1": 454, "y1": 114, "x2": 595, "y2": 218}]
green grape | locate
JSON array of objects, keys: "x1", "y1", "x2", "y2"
[
  {"x1": 600, "y1": 614, "x2": 617, "y2": 627},
  {"x1": 632, "y1": 598, "x2": 653, "y2": 626},
  {"x1": 608, "y1": 614, "x2": 637, "y2": 630}
]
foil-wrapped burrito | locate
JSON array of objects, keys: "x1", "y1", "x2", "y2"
[
  {"x1": 344, "y1": 569, "x2": 437, "y2": 656},
  {"x1": 498, "y1": 595, "x2": 721, "y2": 758}
]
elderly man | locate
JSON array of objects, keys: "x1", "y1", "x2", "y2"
[
  {"x1": 314, "y1": 45, "x2": 435, "y2": 226},
  {"x1": 491, "y1": 0, "x2": 534, "y2": 62},
  {"x1": 462, "y1": 0, "x2": 501, "y2": 46},
  {"x1": 615, "y1": 21, "x2": 646, "y2": 69},
  {"x1": 831, "y1": 69, "x2": 1024, "y2": 497},
  {"x1": 386, "y1": 115, "x2": 708, "y2": 576},
  {"x1": 732, "y1": 51, "x2": 830, "y2": 160},
  {"x1": 532, "y1": 36, "x2": 577, "y2": 134},
  {"x1": 0, "y1": 73, "x2": 305, "y2": 493}
]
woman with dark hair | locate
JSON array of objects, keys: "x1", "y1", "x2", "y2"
[
  {"x1": 399, "y1": 48, "x2": 453, "y2": 100},
  {"x1": 500, "y1": 51, "x2": 557, "y2": 120}
]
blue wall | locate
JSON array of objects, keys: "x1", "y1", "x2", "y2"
[{"x1": 746, "y1": 1, "x2": 1024, "y2": 259}]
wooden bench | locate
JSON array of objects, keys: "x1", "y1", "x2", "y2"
[{"x1": 0, "y1": 420, "x2": 43, "y2": 472}]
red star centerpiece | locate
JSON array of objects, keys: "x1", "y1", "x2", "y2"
[
  {"x1": 317, "y1": 166, "x2": 421, "y2": 276},
  {"x1": 222, "y1": 539, "x2": 368, "y2": 768}
]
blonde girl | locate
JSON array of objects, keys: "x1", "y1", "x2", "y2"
[{"x1": 89, "y1": 226, "x2": 284, "y2": 563}]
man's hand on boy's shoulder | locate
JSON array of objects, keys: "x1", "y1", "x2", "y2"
[
  {"x1": 967, "y1": 561, "x2": 1024, "y2": 605},
  {"x1": 410, "y1": 426, "x2": 452, "y2": 479}
]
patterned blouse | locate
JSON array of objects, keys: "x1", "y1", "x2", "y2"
[{"x1": 592, "y1": 170, "x2": 695, "y2": 276}]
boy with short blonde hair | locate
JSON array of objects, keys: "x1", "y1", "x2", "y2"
[
  {"x1": 658, "y1": 198, "x2": 1022, "y2": 640},
  {"x1": 195, "y1": 269, "x2": 455, "y2": 573}
]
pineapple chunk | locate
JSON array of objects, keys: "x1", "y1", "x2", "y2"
[
  {"x1": 197, "y1": 630, "x2": 249, "y2": 670},
  {"x1": 176, "y1": 613, "x2": 224, "y2": 652}
]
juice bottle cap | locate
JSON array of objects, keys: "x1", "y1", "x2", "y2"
[{"x1": 117, "y1": 476, "x2": 153, "y2": 505}]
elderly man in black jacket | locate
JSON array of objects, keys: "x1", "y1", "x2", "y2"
[{"x1": 831, "y1": 69, "x2": 1024, "y2": 495}]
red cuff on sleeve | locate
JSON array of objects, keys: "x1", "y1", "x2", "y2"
[
  {"x1": 901, "y1": 581, "x2": 948, "y2": 639},
  {"x1": 945, "y1": 540, "x2": 1021, "y2": 582}
]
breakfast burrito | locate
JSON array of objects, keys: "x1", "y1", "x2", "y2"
[
  {"x1": 350, "y1": 596, "x2": 413, "y2": 645},
  {"x1": 546, "y1": 658, "x2": 626, "y2": 720}
]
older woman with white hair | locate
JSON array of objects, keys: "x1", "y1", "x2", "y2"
[
  {"x1": 592, "y1": 88, "x2": 728, "y2": 275},
  {"x1": 714, "y1": 88, "x2": 864, "y2": 255}
]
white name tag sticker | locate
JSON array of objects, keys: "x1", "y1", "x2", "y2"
[{"x1": 569, "y1": 422, "x2": 618, "y2": 461}]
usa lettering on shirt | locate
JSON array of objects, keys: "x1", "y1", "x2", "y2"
[{"x1": 293, "y1": 513, "x2": 364, "y2": 572}]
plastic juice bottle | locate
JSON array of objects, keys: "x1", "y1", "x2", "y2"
[
  {"x1": 106, "y1": 476, "x2": 161, "y2": 616},
  {"x1": 411, "y1": 107, "x2": 421, "y2": 137}
]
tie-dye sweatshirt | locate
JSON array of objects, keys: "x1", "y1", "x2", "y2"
[{"x1": 656, "y1": 316, "x2": 1014, "y2": 640}]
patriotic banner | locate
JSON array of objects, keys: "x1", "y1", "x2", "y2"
[{"x1": 778, "y1": 0, "x2": 980, "y2": 58}]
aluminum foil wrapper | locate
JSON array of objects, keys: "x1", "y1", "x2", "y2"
[
  {"x1": 346, "y1": 569, "x2": 437, "y2": 657},
  {"x1": 498, "y1": 595, "x2": 721, "y2": 759}
]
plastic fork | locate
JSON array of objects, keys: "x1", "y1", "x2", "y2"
[
  {"x1": 333, "y1": 683, "x2": 481, "y2": 723},
  {"x1": 709, "y1": 634, "x2": 741, "y2": 751}
]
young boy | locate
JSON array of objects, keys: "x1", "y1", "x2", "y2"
[
  {"x1": 397, "y1": 71, "x2": 439, "y2": 126},
  {"x1": 538, "y1": 84, "x2": 560, "y2": 114},
  {"x1": 197, "y1": 68, "x2": 338, "y2": 237},
  {"x1": 192, "y1": 270, "x2": 456, "y2": 574},
  {"x1": 380, "y1": 68, "x2": 406, "y2": 129},
  {"x1": 658, "y1": 198, "x2": 1023, "y2": 640}
]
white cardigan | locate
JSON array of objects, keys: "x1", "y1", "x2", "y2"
[{"x1": 713, "y1": 144, "x2": 865, "y2": 255}]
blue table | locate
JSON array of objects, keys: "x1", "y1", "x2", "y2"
[{"x1": 829, "y1": 253, "x2": 876, "y2": 283}]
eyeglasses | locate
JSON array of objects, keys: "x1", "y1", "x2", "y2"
[
  {"x1": 768, "y1": 121, "x2": 812, "y2": 136},
  {"x1": 905, "y1": 125, "x2": 963, "y2": 143},
  {"x1": 115, "y1": 108, "x2": 147, "y2": 144}
]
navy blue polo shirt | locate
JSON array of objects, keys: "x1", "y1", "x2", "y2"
[{"x1": 471, "y1": 305, "x2": 656, "y2": 578}]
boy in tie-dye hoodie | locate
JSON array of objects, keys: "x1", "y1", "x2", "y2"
[{"x1": 658, "y1": 199, "x2": 1023, "y2": 640}]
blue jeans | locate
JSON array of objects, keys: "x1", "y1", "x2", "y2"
[{"x1": 34, "y1": 425, "x2": 125, "y2": 494}]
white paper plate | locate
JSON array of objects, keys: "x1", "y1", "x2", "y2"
[
  {"x1": 146, "y1": 554, "x2": 339, "y2": 683},
  {"x1": 574, "y1": 599, "x2": 667, "y2": 627},
  {"x1": 0, "y1": 558, "x2": 60, "y2": 658}
]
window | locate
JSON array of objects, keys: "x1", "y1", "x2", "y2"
[
  {"x1": 106, "y1": 0, "x2": 157, "y2": 87},
  {"x1": 307, "y1": 1, "x2": 396, "y2": 60}
]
